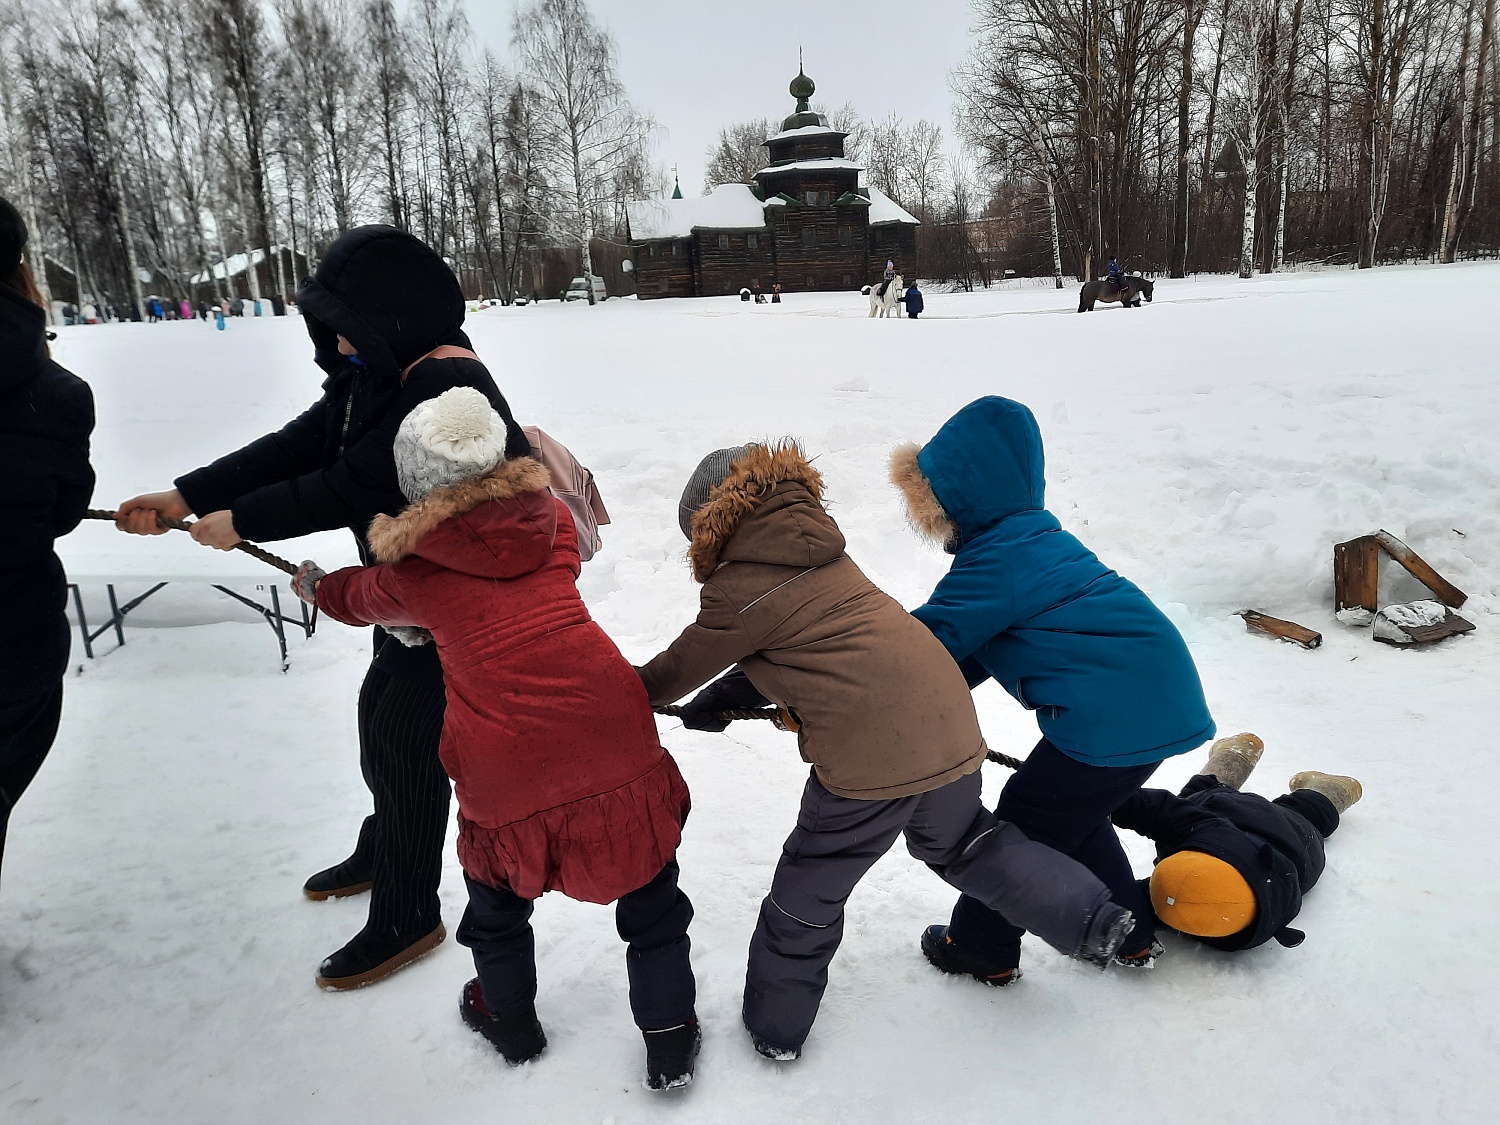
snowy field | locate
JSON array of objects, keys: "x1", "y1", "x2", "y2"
[{"x1": 4, "y1": 264, "x2": 1497, "y2": 1124}]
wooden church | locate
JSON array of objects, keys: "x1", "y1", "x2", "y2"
[{"x1": 626, "y1": 67, "x2": 920, "y2": 299}]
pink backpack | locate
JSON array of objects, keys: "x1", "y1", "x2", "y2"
[{"x1": 403, "y1": 346, "x2": 612, "y2": 561}]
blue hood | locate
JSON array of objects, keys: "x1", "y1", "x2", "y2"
[{"x1": 916, "y1": 397, "x2": 1046, "y2": 546}]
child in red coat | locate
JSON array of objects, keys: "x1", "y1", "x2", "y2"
[{"x1": 301, "y1": 387, "x2": 698, "y2": 1089}]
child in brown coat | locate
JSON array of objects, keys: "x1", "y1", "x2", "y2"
[{"x1": 639, "y1": 441, "x2": 1136, "y2": 1061}]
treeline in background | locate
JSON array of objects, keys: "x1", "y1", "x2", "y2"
[
  {"x1": 2, "y1": 0, "x2": 1495, "y2": 316},
  {"x1": 0, "y1": 0, "x2": 660, "y2": 315}
]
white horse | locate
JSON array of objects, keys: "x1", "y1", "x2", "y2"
[{"x1": 868, "y1": 273, "x2": 904, "y2": 318}]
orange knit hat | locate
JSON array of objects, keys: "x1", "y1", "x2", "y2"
[{"x1": 1150, "y1": 851, "x2": 1257, "y2": 938}]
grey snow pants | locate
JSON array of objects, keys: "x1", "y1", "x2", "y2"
[{"x1": 743, "y1": 767, "x2": 1113, "y2": 1051}]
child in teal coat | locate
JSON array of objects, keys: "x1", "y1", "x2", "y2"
[{"x1": 890, "y1": 395, "x2": 1214, "y2": 980}]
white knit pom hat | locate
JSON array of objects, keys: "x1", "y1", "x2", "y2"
[{"x1": 394, "y1": 386, "x2": 510, "y2": 500}]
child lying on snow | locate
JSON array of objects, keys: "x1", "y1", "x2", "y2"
[
  {"x1": 1112, "y1": 733, "x2": 1362, "y2": 950},
  {"x1": 638, "y1": 441, "x2": 1136, "y2": 1063},
  {"x1": 889, "y1": 396, "x2": 1217, "y2": 981},
  {"x1": 298, "y1": 387, "x2": 700, "y2": 1091}
]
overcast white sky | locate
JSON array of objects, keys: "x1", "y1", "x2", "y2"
[{"x1": 461, "y1": 0, "x2": 977, "y2": 197}]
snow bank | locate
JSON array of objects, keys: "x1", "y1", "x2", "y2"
[{"x1": 5, "y1": 264, "x2": 1498, "y2": 1124}]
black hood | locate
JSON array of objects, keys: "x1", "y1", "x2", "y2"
[
  {"x1": 295, "y1": 226, "x2": 468, "y2": 381},
  {"x1": 1161, "y1": 810, "x2": 1306, "y2": 952},
  {"x1": 0, "y1": 282, "x2": 48, "y2": 397}
]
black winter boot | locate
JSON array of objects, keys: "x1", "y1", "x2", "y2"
[
  {"x1": 1076, "y1": 903, "x2": 1135, "y2": 969},
  {"x1": 642, "y1": 1017, "x2": 701, "y2": 1090},
  {"x1": 302, "y1": 856, "x2": 374, "y2": 901},
  {"x1": 459, "y1": 978, "x2": 547, "y2": 1065},
  {"x1": 1114, "y1": 936, "x2": 1165, "y2": 970},
  {"x1": 745, "y1": 1021, "x2": 800, "y2": 1062},
  {"x1": 920, "y1": 926, "x2": 1022, "y2": 987},
  {"x1": 315, "y1": 922, "x2": 446, "y2": 990}
]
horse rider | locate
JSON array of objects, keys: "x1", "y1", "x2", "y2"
[
  {"x1": 879, "y1": 260, "x2": 896, "y2": 298},
  {"x1": 1106, "y1": 257, "x2": 1125, "y2": 294}
]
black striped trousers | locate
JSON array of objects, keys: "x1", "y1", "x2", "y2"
[{"x1": 352, "y1": 635, "x2": 450, "y2": 937}]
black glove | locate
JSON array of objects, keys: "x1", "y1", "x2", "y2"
[{"x1": 679, "y1": 669, "x2": 771, "y2": 732}]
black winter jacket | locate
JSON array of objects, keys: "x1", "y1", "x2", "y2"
[
  {"x1": 174, "y1": 226, "x2": 526, "y2": 676},
  {"x1": 175, "y1": 225, "x2": 527, "y2": 559},
  {"x1": 1113, "y1": 778, "x2": 1326, "y2": 951},
  {"x1": 0, "y1": 284, "x2": 95, "y2": 694}
]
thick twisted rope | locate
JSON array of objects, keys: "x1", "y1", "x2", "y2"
[
  {"x1": 651, "y1": 704, "x2": 1024, "y2": 770},
  {"x1": 88, "y1": 509, "x2": 1020, "y2": 770},
  {"x1": 84, "y1": 509, "x2": 300, "y2": 576}
]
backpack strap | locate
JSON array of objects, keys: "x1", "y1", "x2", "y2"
[{"x1": 401, "y1": 344, "x2": 482, "y2": 382}]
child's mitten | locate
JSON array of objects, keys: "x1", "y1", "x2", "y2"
[
  {"x1": 680, "y1": 668, "x2": 771, "y2": 731},
  {"x1": 293, "y1": 560, "x2": 327, "y2": 605},
  {"x1": 386, "y1": 625, "x2": 434, "y2": 647}
]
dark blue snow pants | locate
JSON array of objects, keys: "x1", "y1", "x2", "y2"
[
  {"x1": 457, "y1": 861, "x2": 696, "y2": 1030},
  {"x1": 947, "y1": 738, "x2": 1161, "y2": 966}
]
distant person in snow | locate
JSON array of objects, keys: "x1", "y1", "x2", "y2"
[
  {"x1": 890, "y1": 397, "x2": 1216, "y2": 982},
  {"x1": 878, "y1": 259, "x2": 896, "y2": 298},
  {"x1": 904, "y1": 282, "x2": 924, "y2": 319},
  {"x1": 303, "y1": 387, "x2": 699, "y2": 1089},
  {"x1": 640, "y1": 442, "x2": 1135, "y2": 1062},
  {"x1": 0, "y1": 197, "x2": 96, "y2": 897},
  {"x1": 116, "y1": 226, "x2": 524, "y2": 992},
  {"x1": 1112, "y1": 734, "x2": 1362, "y2": 952}
]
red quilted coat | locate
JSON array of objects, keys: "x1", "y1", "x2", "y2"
[{"x1": 315, "y1": 456, "x2": 690, "y2": 903}]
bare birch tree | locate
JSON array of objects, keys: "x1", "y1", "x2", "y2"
[{"x1": 512, "y1": 0, "x2": 652, "y2": 304}]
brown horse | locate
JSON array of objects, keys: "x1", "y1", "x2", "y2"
[{"x1": 1078, "y1": 275, "x2": 1154, "y2": 312}]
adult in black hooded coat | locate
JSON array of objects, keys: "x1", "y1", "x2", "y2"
[
  {"x1": 118, "y1": 225, "x2": 527, "y2": 989},
  {"x1": 0, "y1": 197, "x2": 96, "y2": 895}
]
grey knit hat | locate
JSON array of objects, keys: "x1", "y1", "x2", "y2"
[
  {"x1": 678, "y1": 444, "x2": 755, "y2": 538},
  {"x1": 394, "y1": 386, "x2": 510, "y2": 501}
]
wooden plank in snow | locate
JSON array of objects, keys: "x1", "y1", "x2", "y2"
[
  {"x1": 1240, "y1": 611, "x2": 1323, "y2": 649},
  {"x1": 1372, "y1": 530, "x2": 1468, "y2": 608}
]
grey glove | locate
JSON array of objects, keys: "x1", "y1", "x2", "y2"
[{"x1": 292, "y1": 560, "x2": 326, "y2": 605}]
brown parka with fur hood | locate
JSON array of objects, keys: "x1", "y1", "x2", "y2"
[{"x1": 639, "y1": 443, "x2": 987, "y2": 800}]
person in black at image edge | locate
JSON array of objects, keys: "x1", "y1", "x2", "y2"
[{"x1": 0, "y1": 196, "x2": 96, "y2": 895}]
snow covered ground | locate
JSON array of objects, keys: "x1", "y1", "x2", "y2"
[{"x1": 5, "y1": 265, "x2": 1497, "y2": 1124}]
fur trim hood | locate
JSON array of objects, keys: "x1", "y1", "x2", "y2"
[
  {"x1": 688, "y1": 441, "x2": 838, "y2": 581},
  {"x1": 368, "y1": 456, "x2": 551, "y2": 565},
  {"x1": 889, "y1": 442, "x2": 957, "y2": 548},
  {"x1": 892, "y1": 397, "x2": 1048, "y2": 551}
]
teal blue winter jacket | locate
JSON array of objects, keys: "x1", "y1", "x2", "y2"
[{"x1": 910, "y1": 397, "x2": 1214, "y2": 768}]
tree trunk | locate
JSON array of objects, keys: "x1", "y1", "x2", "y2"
[
  {"x1": 1047, "y1": 174, "x2": 1065, "y2": 288},
  {"x1": 1202, "y1": 0, "x2": 1233, "y2": 195},
  {"x1": 1451, "y1": 0, "x2": 1495, "y2": 256},
  {"x1": 1240, "y1": 148, "x2": 1259, "y2": 278},
  {"x1": 1172, "y1": 0, "x2": 1201, "y2": 277}
]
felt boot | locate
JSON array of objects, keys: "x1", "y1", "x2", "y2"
[
  {"x1": 1201, "y1": 733, "x2": 1265, "y2": 791},
  {"x1": 1289, "y1": 771, "x2": 1363, "y2": 813},
  {"x1": 302, "y1": 856, "x2": 373, "y2": 901},
  {"x1": 642, "y1": 1017, "x2": 701, "y2": 1090},
  {"x1": 315, "y1": 922, "x2": 446, "y2": 990}
]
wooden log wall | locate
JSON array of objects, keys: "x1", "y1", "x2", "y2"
[
  {"x1": 633, "y1": 240, "x2": 695, "y2": 299},
  {"x1": 694, "y1": 229, "x2": 778, "y2": 296},
  {"x1": 765, "y1": 133, "x2": 850, "y2": 164}
]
